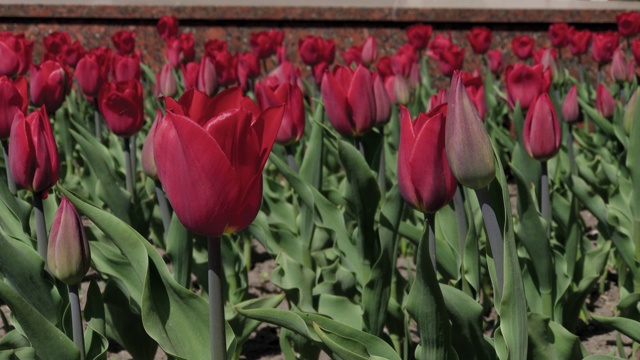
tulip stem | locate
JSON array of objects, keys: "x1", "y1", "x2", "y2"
[
  {"x1": 208, "y1": 236, "x2": 226, "y2": 360},
  {"x1": 94, "y1": 107, "x2": 101, "y2": 141},
  {"x1": 540, "y1": 161, "x2": 551, "y2": 230},
  {"x1": 68, "y1": 284, "x2": 86, "y2": 360},
  {"x1": 567, "y1": 124, "x2": 576, "y2": 175},
  {"x1": 123, "y1": 137, "x2": 135, "y2": 200},
  {"x1": 475, "y1": 187, "x2": 504, "y2": 299},
  {"x1": 33, "y1": 192, "x2": 48, "y2": 264},
  {"x1": 356, "y1": 138, "x2": 365, "y2": 159},
  {"x1": 425, "y1": 213, "x2": 436, "y2": 271},
  {"x1": 154, "y1": 180, "x2": 172, "y2": 235},
  {"x1": 130, "y1": 135, "x2": 137, "y2": 184},
  {"x1": 285, "y1": 145, "x2": 299, "y2": 173},
  {"x1": 378, "y1": 127, "x2": 386, "y2": 196},
  {"x1": 453, "y1": 186, "x2": 468, "y2": 260},
  {"x1": 2, "y1": 140, "x2": 16, "y2": 195}
]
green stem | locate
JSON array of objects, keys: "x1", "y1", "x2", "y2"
[
  {"x1": 567, "y1": 124, "x2": 576, "y2": 175},
  {"x1": 208, "y1": 236, "x2": 226, "y2": 360},
  {"x1": 540, "y1": 161, "x2": 551, "y2": 230},
  {"x1": 2, "y1": 140, "x2": 16, "y2": 195},
  {"x1": 123, "y1": 137, "x2": 134, "y2": 199},
  {"x1": 33, "y1": 192, "x2": 48, "y2": 264},
  {"x1": 285, "y1": 145, "x2": 299, "y2": 173},
  {"x1": 425, "y1": 213, "x2": 436, "y2": 271},
  {"x1": 378, "y1": 127, "x2": 386, "y2": 197},
  {"x1": 68, "y1": 284, "x2": 85, "y2": 360},
  {"x1": 453, "y1": 186, "x2": 468, "y2": 258},
  {"x1": 154, "y1": 180, "x2": 171, "y2": 235}
]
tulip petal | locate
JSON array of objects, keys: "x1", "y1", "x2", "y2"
[
  {"x1": 397, "y1": 106, "x2": 418, "y2": 208},
  {"x1": 321, "y1": 71, "x2": 353, "y2": 136},
  {"x1": 252, "y1": 105, "x2": 284, "y2": 169},
  {"x1": 8, "y1": 113, "x2": 35, "y2": 191},
  {"x1": 347, "y1": 65, "x2": 376, "y2": 135},
  {"x1": 224, "y1": 172, "x2": 263, "y2": 234},
  {"x1": 173, "y1": 88, "x2": 216, "y2": 124}
]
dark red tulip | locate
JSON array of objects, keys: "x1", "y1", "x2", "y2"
[
  {"x1": 250, "y1": 30, "x2": 284, "y2": 59},
  {"x1": 9, "y1": 107, "x2": 59, "y2": 194},
  {"x1": 298, "y1": 36, "x2": 334, "y2": 66},
  {"x1": 591, "y1": 31, "x2": 620, "y2": 65},
  {"x1": 548, "y1": 23, "x2": 571, "y2": 48},
  {"x1": 179, "y1": 33, "x2": 195, "y2": 63},
  {"x1": 197, "y1": 56, "x2": 217, "y2": 96},
  {"x1": 321, "y1": 65, "x2": 376, "y2": 136},
  {"x1": 596, "y1": 84, "x2": 616, "y2": 118},
  {"x1": 0, "y1": 31, "x2": 33, "y2": 76},
  {"x1": 436, "y1": 44, "x2": 464, "y2": 77},
  {"x1": 313, "y1": 61, "x2": 328, "y2": 86},
  {"x1": 464, "y1": 76, "x2": 486, "y2": 121},
  {"x1": 112, "y1": 53, "x2": 141, "y2": 82},
  {"x1": 30, "y1": 60, "x2": 71, "y2": 113},
  {"x1": 505, "y1": 63, "x2": 545, "y2": 110},
  {"x1": 428, "y1": 34, "x2": 453, "y2": 59},
  {"x1": 155, "y1": 63, "x2": 177, "y2": 98},
  {"x1": 568, "y1": 28, "x2": 591, "y2": 56},
  {"x1": 617, "y1": 11, "x2": 640, "y2": 38},
  {"x1": 611, "y1": 47, "x2": 628, "y2": 82},
  {"x1": 213, "y1": 49, "x2": 238, "y2": 87},
  {"x1": 63, "y1": 41, "x2": 85, "y2": 68},
  {"x1": 154, "y1": 87, "x2": 284, "y2": 236},
  {"x1": 204, "y1": 39, "x2": 228, "y2": 58},
  {"x1": 166, "y1": 33, "x2": 195, "y2": 67},
  {"x1": 237, "y1": 51, "x2": 260, "y2": 90},
  {"x1": 181, "y1": 61, "x2": 199, "y2": 90},
  {"x1": 398, "y1": 104, "x2": 456, "y2": 213},
  {"x1": 406, "y1": 24, "x2": 433, "y2": 51},
  {"x1": 523, "y1": 94, "x2": 561, "y2": 161},
  {"x1": 0, "y1": 76, "x2": 27, "y2": 140},
  {"x1": 157, "y1": 16, "x2": 179, "y2": 41},
  {"x1": 562, "y1": 85, "x2": 579, "y2": 123},
  {"x1": 392, "y1": 43, "x2": 417, "y2": 78},
  {"x1": 633, "y1": 39, "x2": 640, "y2": 65},
  {"x1": 487, "y1": 49, "x2": 503, "y2": 74},
  {"x1": 44, "y1": 31, "x2": 71, "y2": 55},
  {"x1": 111, "y1": 30, "x2": 136, "y2": 55},
  {"x1": 376, "y1": 55, "x2": 393, "y2": 79},
  {"x1": 256, "y1": 80, "x2": 305, "y2": 145},
  {"x1": 98, "y1": 80, "x2": 144, "y2": 137},
  {"x1": 75, "y1": 50, "x2": 110, "y2": 102},
  {"x1": 341, "y1": 45, "x2": 362, "y2": 67},
  {"x1": 511, "y1": 35, "x2": 535, "y2": 60},
  {"x1": 467, "y1": 27, "x2": 492, "y2": 54}
]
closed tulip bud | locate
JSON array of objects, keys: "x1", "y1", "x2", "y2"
[
  {"x1": 75, "y1": 52, "x2": 107, "y2": 102},
  {"x1": 467, "y1": 27, "x2": 492, "y2": 54},
  {"x1": 549, "y1": 23, "x2": 570, "y2": 48},
  {"x1": 568, "y1": 28, "x2": 591, "y2": 56},
  {"x1": 0, "y1": 76, "x2": 27, "y2": 140},
  {"x1": 196, "y1": 56, "x2": 217, "y2": 96},
  {"x1": 157, "y1": 16, "x2": 179, "y2": 41},
  {"x1": 154, "y1": 87, "x2": 284, "y2": 236},
  {"x1": 384, "y1": 75, "x2": 410, "y2": 105},
  {"x1": 47, "y1": 197, "x2": 90, "y2": 285},
  {"x1": 321, "y1": 65, "x2": 376, "y2": 136},
  {"x1": 30, "y1": 60, "x2": 71, "y2": 113},
  {"x1": 511, "y1": 35, "x2": 535, "y2": 60},
  {"x1": 111, "y1": 30, "x2": 136, "y2": 55},
  {"x1": 445, "y1": 71, "x2": 495, "y2": 189},
  {"x1": 9, "y1": 107, "x2": 59, "y2": 193},
  {"x1": 611, "y1": 47, "x2": 628, "y2": 83},
  {"x1": 237, "y1": 51, "x2": 260, "y2": 90},
  {"x1": 398, "y1": 104, "x2": 456, "y2": 213},
  {"x1": 523, "y1": 94, "x2": 561, "y2": 161},
  {"x1": 155, "y1": 63, "x2": 177, "y2": 98},
  {"x1": 562, "y1": 85, "x2": 579, "y2": 123},
  {"x1": 487, "y1": 49, "x2": 503, "y2": 74},
  {"x1": 361, "y1": 36, "x2": 378, "y2": 66},
  {"x1": 142, "y1": 110, "x2": 162, "y2": 179},
  {"x1": 373, "y1": 73, "x2": 391, "y2": 125},
  {"x1": 406, "y1": 24, "x2": 433, "y2": 51},
  {"x1": 98, "y1": 80, "x2": 144, "y2": 137},
  {"x1": 596, "y1": 83, "x2": 616, "y2": 118},
  {"x1": 256, "y1": 81, "x2": 305, "y2": 145},
  {"x1": 112, "y1": 53, "x2": 141, "y2": 82},
  {"x1": 437, "y1": 45, "x2": 464, "y2": 77},
  {"x1": 505, "y1": 63, "x2": 545, "y2": 110},
  {"x1": 181, "y1": 61, "x2": 199, "y2": 90}
]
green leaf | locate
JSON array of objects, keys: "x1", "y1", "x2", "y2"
[
  {"x1": 578, "y1": 97, "x2": 614, "y2": 136},
  {"x1": 228, "y1": 294, "x2": 284, "y2": 346},
  {"x1": 591, "y1": 314, "x2": 640, "y2": 343},
  {"x1": 0, "y1": 281, "x2": 80, "y2": 360},
  {"x1": 166, "y1": 213, "x2": 192, "y2": 289},
  {"x1": 527, "y1": 313, "x2": 583, "y2": 360},
  {"x1": 270, "y1": 251, "x2": 315, "y2": 312},
  {"x1": 312, "y1": 322, "x2": 370, "y2": 360},
  {"x1": 84, "y1": 280, "x2": 108, "y2": 360}
]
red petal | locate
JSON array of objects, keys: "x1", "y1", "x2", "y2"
[{"x1": 321, "y1": 71, "x2": 353, "y2": 136}]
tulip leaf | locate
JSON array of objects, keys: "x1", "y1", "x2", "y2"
[
  {"x1": 591, "y1": 314, "x2": 640, "y2": 343},
  {"x1": 311, "y1": 322, "x2": 370, "y2": 360},
  {"x1": 577, "y1": 98, "x2": 614, "y2": 136},
  {"x1": 583, "y1": 356, "x2": 626, "y2": 360},
  {"x1": 228, "y1": 294, "x2": 285, "y2": 346},
  {"x1": 526, "y1": 313, "x2": 583, "y2": 360},
  {"x1": 84, "y1": 280, "x2": 108, "y2": 360},
  {"x1": 270, "y1": 251, "x2": 315, "y2": 312},
  {"x1": 0, "y1": 281, "x2": 80, "y2": 360},
  {"x1": 317, "y1": 293, "x2": 362, "y2": 331},
  {"x1": 165, "y1": 212, "x2": 192, "y2": 289}
]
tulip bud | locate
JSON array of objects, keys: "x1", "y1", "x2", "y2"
[
  {"x1": 112, "y1": 53, "x2": 141, "y2": 82},
  {"x1": 98, "y1": 80, "x2": 144, "y2": 137},
  {"x1": 157, "y1": 16, "x2": 179, "y2": 41},
  {"x1": 112, "y1": 30, "x2": 136, "y2": 55},
  {"x1": 562, "y1": 85, "x2": 579, "y2": 123},
  {"x1": 487, "y1": 49, "x2": 503, "y2": 75},
  {"x1": 155, "y1": 63, "x2": 177, "y2": 98},
  {"x1": 142, "y1": 110, "x2": 161, "y2": 179},
  {"x1": 29, "y1": 60, "x2": 71, "y2": 113},
  {"x1": 361, "y1": 36, "x2": 378, "y2": 66},
  {"x1": 523, "y1": 94, "x2": 561, "y2": 161},
  {"x1": 591, "y1": 31, "x2": 620, "y2": 65},
  {"x1": 596, "y1": 83, "x2": 616, "y2": 118},
  {"x1": 445, "y1": 71, "x2": 496, "y2": 189},
  {"x1": 196, "y1": 56, "x2": 217, "y2": 96},
  {"x1": 611, "y1": 47, "x2": 628, "y2": 83},
  {"x1": 0, "y1": 76, "x2": 27, "y2": 140},
  {"x1": 385, "y1": 75, "x2": 410, "y2": 105},
  {"x1": 181, "y1": 61, "x2": 199, "y2": 90},
  {"x1": 467, "y1": 27, "x2": 492, "y2": 55},
  {"x1": 373, "y1": 73, "x2": 391, "y2": 125},
  {"x1": 568, "y1": 29, "x2": 591, "y2": 56},
  {"x1": 511, "y1": 35, "x2": 535, "y2": 60},
  {"x1": 406, "y1": 24, "x2": 432, "y2": 51},
  {"x1": 624, "y1": 89, "x2": 639, "y2": 135},
  {"x1": 549, "y1": 23, "x2": 570, "y2": 48},
  {"x1": 47, "y1": 197, "x2": 91, "y2": 285},
  {"x1": 505, "y1": 63, "x2": 545, "y2": 110}
]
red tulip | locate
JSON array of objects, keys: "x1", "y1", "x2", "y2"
[
  {"x1": 467, "y1": 27, "x2": 492, "y2": 54},
  {"x1": 44, "y1": 31, "x2": 71, "y2": 55},
  {"x1": 392, "y1": 43, "x2": 417, "y2": 78},
  {"x1": 204, "y1": 39, "x2": 228, "y2": 58},
  {"x1": 562, "y1": 85, "x2": 579, "y2": 123},
  {"x1": 155, "y1": 63, "x2": 177, "y2": 98},
  {"x1": 298, "y1": 36, "x2": 334, "y2": 66},
  {"x1": 428, "y1": 34, "x2": 453, "y2": 59},
  {"x1": 237, "y1": 51, "x2": 260, "y2": 90},
  {"x1": 182, "y1": 61, "x2": 199, "y2": 90},
  {"x1": 362, "y1": 36, "x2": 378, "y2": 66},
  {"x1": 406, "y1": 24, "x2": 433, "y2": 51},
  {"x1": 112, "y1": 53, "x2": 141, "y2": 82},
  {"x1": 157, "y1": 16, "x2": 179, "y2": 41},
  {"x1": 398, "y1": 104, "x2": 456, "y2": 213},
  {"x1": 436, "y1": 44, "x2": 464, "y2": 77},
  {"x1": 617, "y1": 11, "x2": 640, "y2": 38},
  {"x1": 111, "y1": 30, "x2": 136, "y2": 55},
  {"x1": 464, "y1": 78, "x2": 486, "y2": 121},
  {"x1": 0, "y1": 76, "x2": 27, "y2": 140},
  {"x1": 548, "y1": 23, "x2": 571, "y2": 48},
  {"x1": 256, "y1": 80, "x2": 305, "y2": 145},
  {"x1": 63, "y1": 41, "x2": 85, "y2": 68},
  {"x1": 268, "y1": 61, "x2": 301, "y2": 87},
  {"x1": 341, "y1": 45, "x2": 362, "y2": 67},
  {"x1": 142, "y1": 110, "x2": 162, "y2": 179},
  {"x1": 384, "y1": 75, "x2": 410, "y2": 105},
  {"x1": 596, "y1": 84, "x2": 616, "y2": 118},
  {"x1": 376, "y1": 56, "x2": 393, "y2": 78},
  {"x1": 213, "y1": 49, "x2": 238, "y2": 87},
  {"x1": 0, "y1": 32, "x2": 33, "y2": 76},
  {"x1": 373, "y1": 73, "x2": 391, "y2": 125},
  {"x1": 534, "y1": 48, "x2": 558, "y2": 79},
  {"x1": 154, "y1": 87, "x2": 284, "y2": 236},
  {"x1": 321, "y1": 65, "x2": 376, "y2": 136},
  {"x1": 611, "y1": 47, "x2": 628, "y2": 82},
  {"x1": 428, "y1": 88, "x2": 448, "y2": 111},
  {"x1": 487, "y1": 49, "x2": 503, "y2": 74},
  {"x1": 523, "y1": 94, "x2": 561, "y2": 161},
  {"x1": 591, "y1": 31, "x2": 620, "y2": 65},
  {"x1": 30, "y1": 60, "x2": 71, "y2": 113},
  {"x1": 75, "y1": 50, "x2": 110, "y2": 102},
  {"x1": 47, "y1": 197, "x2": 90, "y2": 285},
  {"x1": 250, "y1": 30, "x2": 283, "y2": 59},
  {"x1": 313, "y1": 62, "x2": 328, "y2": 86},
  {"x1": 505, "y1": 63, "x2": 545, "y2": 110},
  {"x1": 511, "y1": 35, "x2": 535, "y2": 60},
  {"x1": 98, "y1": 80, "x2": 144, "y2": 137},
  {"x1": 276, "y1": 45, "x2": 287, "y2": 64},
  {"x1": 165, "y1": 33, "x2": 195, "y2": 67},
  {"x1": 9, "y1": 107, "x2": 59, "y2": 194},
  {"x1": 568, "y1": 29, "x2": 591, "y2": 56},
  {"x1": 197, "y1": 57, "x2": 217, "y2": 96}
]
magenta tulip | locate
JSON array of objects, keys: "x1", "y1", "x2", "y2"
[
  {"x1": 523, "y1": 94, "x2": 561, "y2": 161},
  {"x1": 562, "y1": 85, "x2": 579, "y2": 123},
  {"x1": 256, "y1": 80, "x2": 305, "y2": 145},
  {"x1": 596, "y1": 84, "x2": 616, "y2": 118},
  {"x1": 30, "y1": 60, "x2": 71, "y2": 113},
  {"x1": 98, "y1": 80, "x2": 144, "y2": 137}
]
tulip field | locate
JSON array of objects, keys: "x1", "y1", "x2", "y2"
[{"x1": 4, "y1": 10, "x2": 640, "y2": 360}]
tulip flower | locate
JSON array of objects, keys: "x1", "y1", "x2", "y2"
[
  {"x1": 0, "y1": 31, "x2": 33, "y2": 76},
  {"x1": 523, "y1": 94, "x2": 561, "y2": 161},
  {"x1": 204, "y1": 39, "x2": 228, "y2": 58},
  {"x1": 617, "y1": 11, "x2": 640, "y2": 38},
  {"x1": 112, "y1": 30, "x2": 136, "y2": 55},
  {"x1": 549, "y1": 23, "x2": 570, "y2": 48},
  {"x1": 75, "y1": 51, "x2": 110, "y2": 102},
  {"x1": 467, "y1": 27, "x2": 492, "y2": 54},
  {"x1": 213, "y1": 49, "x2": 238, "y2": 87},
  {"x1": 511, "y1": 35, "x2": 535, "y2": 60},
  {"x1": 249, "y1": 30, "x2": 283, "y2": 59},
  {"x1": 428, "y1": 88, "x2": 448, "y2": 111},
  {"x1": 505, "y1": 63, "x2": 545, "y2": 110},
  {"x1": 372, "y1": 73, "x2": 391, "y2": 125},
  {"x1": 155, "y1": 63, "x2": 177, "y2": 98},
  {"x1": 342, "y1": 45, "x2": 362, "y2": 67},
  {"x1": 9, "y1": 107, "x2": 59, "y2": 193},
  {"x1": 361, "y1": 36, "x2": 378, "y2": 66},
  {"x1": 112, "y1": 53, "x2": 141, "y2": 82},
  {"x1": 157, "y1": 16, "x2": 179, "y2": 41},
  {"x1": 62, "y1": 41, "x2": 85, "y2": 68},
  {"x1": 568, "y1": 28, "x2": 591, "y2": 56},
  {"x1": 591, "y1": 31, "x2": 620, "y2": 65},
  {"x1": 436, "y1": 44, "x2": 464, "y2": 77},
  {"x1": 0, "y1": 76, "x2": 27, "y2": 140},
  {"x1": 428, "y1": 34, "x2": 453, "y2": 59},
  {"x1": 181, "y1": 61, "x2": 199, "y2": 90},
  {"x1": 487, "y1": 49, "x2": 503, "y2": 75},
  {"x1": 269, "y1": 61, "x2": 301, "y2": 87},
  {"x1": 237, "y1": 51, "x2": 260, "y2": 90},
  {"x1": 392, "y1": 44, "x2": 418, "y2": 78},
  {"x1": 98, "y1": 80, "x2": 144, "y2": 137},
  {"x1": 256, "y1": 80, "x2": 305, "y2": 145},
  {"x1": 44, "y1": 31, "x2": 71, "y2": 55},
  {"x1": 196, "y1": 56, "x2": 217, "y2": 96},
  {"x1": 632, "y1": 39, "x2": 640, "y2": 65},
  {"x1": 321, "y1": 65, "x2": 376, "y2": 137},
  {"x1": 406, "y1": 24, "x2": 433, "y2": 51},
  {"x1": 562, "y1": 85, "x2": 579, "y2": 123},
  {"x1": 398, "y1": 104, "x2": 456, "y2": 213},
  {"x1": 30, "y1": 60, "x2": 71, "y2": 113},
  {"x1": 298, "y1": 36, "x2": 335, "y2": 67},
  {"x1": 463, "y1": 75, "x2": 486, "y2": 121},
  {"x1": 611, "y1": 47, "x2": 628, "y2": 83},
  {"x1": 165, "y1": 32, "x2": 195, "y2": 67},
  {"x1": 596, "y1": 84, "x2": 616, "y2": 118},
  {"x1": 445, "y1": 71, "x2": 495, "y2": 189},
  {"x1": 384, "y1": 75, "x2": 410, "y2": 105}
]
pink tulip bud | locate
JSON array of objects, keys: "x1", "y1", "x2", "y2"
[
  {"x1": 596, "y1": 83, "x2": 616, "y2": 118},
  {"x1": 155, "y1": 63, "x2": 177, "y2": 98},
  {"x1": 361, "y1": 36, "x2": 378, "y2": 66},
  {"x1": 523, "y1": 94, "x2": 561, "y2": 161},
  {"x1": 562, "y1": 85, "x2": 579, "y2": 123},
  {"x1": 142, "y1": 110, "x2": 162, "y2": 179},
  {"x1": 611, "y1": 47, "x2": 628, "y2": 83}
]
